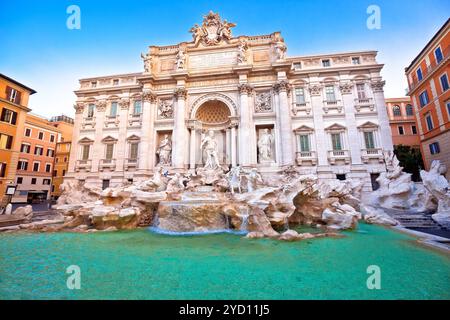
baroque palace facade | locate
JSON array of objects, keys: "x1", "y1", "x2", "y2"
[{"x1": 67, "y1": 12, "x2": 393, "y2": 191}]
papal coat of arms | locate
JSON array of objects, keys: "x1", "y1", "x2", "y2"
[{"x1": 189, "y1": 11, "x2": 236, "y2": 46}]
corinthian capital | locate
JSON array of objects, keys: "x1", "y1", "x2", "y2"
[
  {"x1": 273, "y1": 80, "x2": 291, "y2": 94},
  {"x1": 339, "y1": 82, "x2": 354, "y2": 95},
  {"x1": 238, "y1": 83, "x2": 253, "y2": 95},
  {"x1": 174, "y1": 88, "x2": 188, "y2": 99},
  {"x1": 119, "y1": 98, "x2": 130, "y2": 110},
  {"x1": 370, "y1": 80, "x2": 385, "y2": 93},
  {"x1": 96, "y1": 100, "x2": 107, "y2": 112},
  {"x1": 143, "y1": 90, "x2": 157, "y2": 103},
  {"x1": 74, "y1": 102, "x2": 85, "y2": 114}
]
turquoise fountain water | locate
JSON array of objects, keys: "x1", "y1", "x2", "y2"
[{"x1": 0, "y1": 223, "x2": 449, "y2": 299}]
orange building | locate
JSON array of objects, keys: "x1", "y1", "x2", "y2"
[
  {"x1": 49, "y1": 115, "x2": 74, "y2": 199},
  {"x1": 385, "y1": 97, "x2": 421, "y2": 147},
  {"x1": 405, "y1": 18, "x2": 450, "y2": 179},
  {"x1": 12, "y1": 114, "x2": 60, "y2": 203},
  {"x1": 0, "y1": 74, "x2": 36, "y2": 207}
]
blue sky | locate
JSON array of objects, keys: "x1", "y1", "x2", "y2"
[{"x1": 0, "y1": 0, "x2": 449, "y2": 118}]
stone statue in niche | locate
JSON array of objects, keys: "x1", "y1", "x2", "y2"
[
  {"x1": 140, "y1": 52, "x2": 153, "y2": 73},
  {"x1": 158, "y1": 100, "x2": 173, "y2": 119},
  {"x1": 258, "y1": 128, "x2": 274, "y2": 162},
  {"x1": 201, "y1": 130, "x2": 220, "y2": 170},
  {"x1": 156, "y1": 134, "x2": 172, "y2": 166},
  {"x1": 237, "y1": 40, "x2": 248, "y2": 64},
  {"x1": 274, "y1": 39, "x2": 287, "y2": 60},
  {"x1": 255, "y1": 92, "x2": 272, "y2": 113},
  {"x1": 175, "y1": 49, "x2": 186, "y2": 70}
]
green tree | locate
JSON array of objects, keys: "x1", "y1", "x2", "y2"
[{"x1": 393, "y1": 145, "x2": 424, "y2": 182}]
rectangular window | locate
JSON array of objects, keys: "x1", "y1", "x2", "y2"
[
  {"x1": 31, "y1": 178, "x2": 37, "y2": 185},
  {"x1": 429, "y1": 142, "x2": 440, "y2": 155},
  {"x1": 62, "y1": 169, "x2": 66, "y2": 176},
  {"x1": 50, "y1": 135, "x2": 55, "y2": 143},
  {"x1": 87, "y1": 104, "x2": 95, "y2": 118},
  {"x1": 38, "y1": 132, "x2": 44, "y2": 140},
  {"x1": 440, "y1": 74, "x2": 449, "y2": 92},
  {"x1": 20, "y1": 143, "x2": 31, "y2": 153},
  {"x1": 113, "y1": 79, "x2": 119, "y2": 86},
  {"x1": 295, "y1": 88, "x2": 305, "y2": 104},
  {"x1": 17, "y1": 177, "x2": 23, "y2": 184},
  {"x1": 398, "y1": 126, "x2": 405, "y2": 135},
  {"x1": 417, "y1": 67, "x2": 423, "y2": 81},
  {"x1": 322, "y1": 59, "x2": 331, "y2": 67},
  {"x1": 356, "y1": 83, "x2": 366, "y2": 99},
  {"x1": 129, "y1": 143, "x2": 139, "y2": 160},
  {"x1": 91, "y1": 81, "x2": 97, "y2": 88},
  {"x1": 34, "y1": 146, "x2": 43, "y2": 155},
  {"x1": 426, "y1": 113, "x2": 434, "y2": 131},
  {"x1": 447, "y1": 101, "x2": 450, "y2": 116},
  {"x1": 53, "y1": 170, "x2": 57, "y2": 177},
  {"x1": 102, "y1": 179, "x2": 110, "y2": 190},
  {"x1": 299, "y1": 135, "x2": 310, "y2": 152},
  {"x1": 110, "y1": 102, "x2": 118, "y2": 117},
  {"x1": 25, "y1": 128, "x2": 31, "y2": 137},
  {"x1": 0, "y1": 163, "x2": 7, "y2": 177},
  {"x1": 0, "y1": 108, "x2": 17, "y2": 125},
  {"x1": 331, "y1": 133, "x2": 342, "y2": 150},
  {"x1": 412, "y1": 125, "x2": 417, "y2": 134},
  {"x1": 336, "y1": 174, "x2": 346, "y2": 181},
  {"x1": 133, "y1": 100, "x2": 142, "y2": 115},
  {"x1": 364, "y1": 131, "x2": 375, "y2": 149},
  {"x1": 435, "y1": 47, "x2": 443, "y2": 64},
  {"x1": 6, "y1": 87, "x2": 21, "y2": 104},
  {"x1": 293, "y1": 63, "x2": 301, "y2": 70},
  {"x1": 82, "y1": 145, "x2": 90, "y2": 160},
  {"x1": 43, "y1": 179, "x2": 51, "y2": 185},
  {"x1": 45, "y1": 164, "x2": 51, "y2": 173},
  {"x1": 352, "y1": 57, "x2": 361, "y2": 65},
  {"x1": 33, "y1": 162, "x2": 40, "y2": 172},
  {"x1": 47, "y1": 149, "x2": 54, "y2": 157},
  {"x1": 17, "y1": 160, "x2": 28, "y2": 171},
  {"x1": 0, "y1": 134, "x2": 13, "y2": 150},
  {"x1": 105, "y1": 144, "x2": 114, "y2": 160},
  {"x1": 419, "y1": 90, "x2": 429, "y2": 107},
  {"x1": 325, "y1": 85, "x2": 336, "y2": 102}
]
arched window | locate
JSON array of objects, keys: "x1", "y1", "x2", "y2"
[
  {"x1": 392, "y1": 105, "x2": 401, "y2": 116},
  {"x1": 406, "y1": 104, "x2": 414, "y2": 116}
]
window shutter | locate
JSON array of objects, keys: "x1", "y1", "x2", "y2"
[
  {"x1": 6, "y1": 135, "x2": 13, "y2": 149},
  {"x1": 5, "y1": 86, "x2": 11, "y2": 99},
  {"x1": 15, "y1": 91, "x2": 22, "y2": 105},
  {"x1": 0, "y1": 108, "x2": 5, "y2": 121},
  {"x1": 11, "y1": 111, "x2": 17, "y2": 125},
  {"x1": 0, "y1": 163, "x2": 6, "y2": 177}
]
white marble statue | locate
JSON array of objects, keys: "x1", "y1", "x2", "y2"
[
  {"x1": 246, "y1": 168, "x2": 264, "y2": 192},
  {"x1": 201, "y1": 130, "x2": 220, "y2": 170},
  {"x1": 226, "y1": 166, "x2": 242, "y2": 194},
  {"x1": 258, "y1": 129, "x2": 274, "y2": 162},
  {"x1": 140, "y1": 52, "x2": 152, "y2": 73},
  {"x1": 156, "y1": 134, "x2": 172, "y2": 165},
  {"x1": 175, "y1": 49, "x2": 186, "y2": 70},
  {"x1": 274, "y1": 41, "x2": 287, "y2": 60},
  {"x1": 237, "y1": 40, "x2": 248, "y2": 64}
]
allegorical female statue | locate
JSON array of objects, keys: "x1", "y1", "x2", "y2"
[
  {"x1": 156, "y1": 134, "x2": 172, "y2": 165},
  {"x1": 201, "y1": 130, "x2": 220, "y2": 170},
  {"x1": 258, "y1": 128, "x2": 274, "y2": 162}
]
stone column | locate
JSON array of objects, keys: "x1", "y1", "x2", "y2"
[
  {"x1": 274, "y1": 80, "x2": 294, "y2": 166},
  {"x1": 238, "y1": 84, "x2": 253, "y2": 167},
  {"x1": 309, "y1": 83, "x2": 328, "y2": 166},
  {"x1": 230, "y1": 122, "x2": 237, "y2": 167},
  {"x1": 116, "y1": 98, "x2": 130, "y2": 171},
  {"x1": 172, "y1": 88, "x2": 188, "y2": 169},
  {"x1": 340, "y1": 82, "x2": 362, "y2": 165},
  {"x1": 67, "y1": 103, "x2": 84, "y2": 175},
  {"x1": 91, "y1": 99, "x2": 106, "y2": 173},
  {"x1": 371, "y1": 80, "x2": 393, "y2": 151},
  {"x1": 187, "y1": 120, "x2": 197, "y2": 170},
  {"x1": 140, "y1": 91, "x2": 157, "y2": 172}
]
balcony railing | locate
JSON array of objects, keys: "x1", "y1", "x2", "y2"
[
  {"x1": 407, "y1": 45, "x2": 450, "y2": 93},
  {"x1": 124, "y1": 158, "x2": 139, "y2": 171},
  {"x1": 99, "y1": 158, "x2": 116, "y2": 171},
  {"x1": 104, "y1": 115, "x2": 119, "y2": 128},
  {"x1": 75, "y1": 159, "x2": 92, "y2": 172},
  {"x1": 327, "y1": 150, "x2": 350, "y2": 164},
  {"x1": 361, "y1": 148, "x2": 384, "y2": 163},
  {"x1": 291, "y1": 102, "x2": 311, "y2": 115},
  {"x1": 295, "y1": 151, "x2": 317, "y2": 166},
  {"x1": 354, "y1": 97, "x2": 373, "y2": 105},
  {"x1": 128, "y1": 113, "x2": 143, "y2": 127}
]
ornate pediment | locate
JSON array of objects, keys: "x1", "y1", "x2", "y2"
[
  {"x1": 358, "y1": 121, "x2": 379, "y2": 131},
  {"x1": 78, "y1": 137, "x2": 94, "y2": 144},
  {"x1": 126, "y1": 134, "x2": 141, "y2": 142},
  {"x1": 189, "y1": 11, "x2": 236, "y2": 47},
  {"x1": 294, "y1": 125, "x2": 314, "y2": 133},
  {"x1": 325, "y1": 123, "x2": 346, "y2": 133},
  {"x1": 101, "y1": 136, "x2": 118, "y2": 143}
]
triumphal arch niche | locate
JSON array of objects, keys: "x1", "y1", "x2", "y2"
[{"x1": 70, "y1": 10, "x2": 392, "y2": 191}]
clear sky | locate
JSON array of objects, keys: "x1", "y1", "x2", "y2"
[{"x1": 0, "y1": 0, "x2": 449, "y2": 118}]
